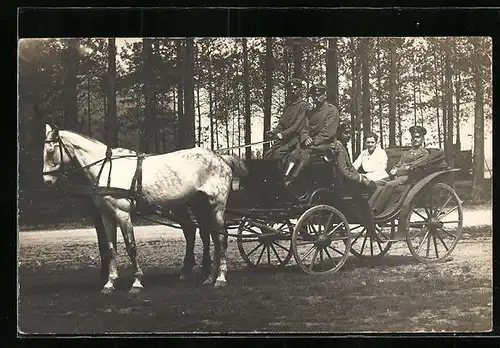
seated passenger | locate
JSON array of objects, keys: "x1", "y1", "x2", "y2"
[
  {"x1": 264, "y1": 78, "x2": 310, "y2": 162},
  {"x1": 333, "y1": 122, "x2": 382, "y2": 242},
  {"x1": 369, "y1": 125, "x2": 430, "y2": 214},
  {"x1": 283, "y1": 84, "x2": 340, "y2": 185},
  {"x1": 352, "y1": 131, "x2": 389, "y2": 182}
]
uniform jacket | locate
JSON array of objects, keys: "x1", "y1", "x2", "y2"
[
  {"x1": 393, "y1": 147, "x2": 430, "y2": 176},
  {"x1": 353, "y1": 146, "x2": 389, "y2": 181},
  {"x1": 300, "y1": 102, "x2": 340, "y2": 149},
  {"x1": 272, "y1": 97, "x2": 310, "y2": 143},
  {"x1": 333, "y1": 140, "x2": 362, "y2": 186}
]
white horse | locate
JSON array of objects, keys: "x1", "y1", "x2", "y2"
[{"x1": 42, "y1": 124, "x2": 248, "y2": 294}]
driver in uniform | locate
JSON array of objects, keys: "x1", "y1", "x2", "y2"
[
  {"x1": 283, "y1": 84, "x2": 340, "y2": 185},
  {"x1": 264, "y1": 78, "x2": 310, "y2": 162}
]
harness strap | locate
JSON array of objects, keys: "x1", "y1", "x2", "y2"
[
  {"x1": 129, "y1": 152, "x2": 145, "y2": 199},
  {"x1": 94, "y1": 146, "x2": 114, "y2": 188}
]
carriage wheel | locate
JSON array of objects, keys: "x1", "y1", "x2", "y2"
[
  {"x1": 405, "y1": 183, "x2": 463, "y2": 264},
  {"x1": 292, "y1": 205, "x2": 351, "y2": 275},
  {"x1": 349, "y1": 221, "x2": 395, "y2": 259},
  {"x1": 237, "y1": 217, "x2": 294, "y2": 268}
]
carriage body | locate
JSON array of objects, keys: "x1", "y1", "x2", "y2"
[{"x1": 231, "y1": 148, "x2": 464, "y2": 274}]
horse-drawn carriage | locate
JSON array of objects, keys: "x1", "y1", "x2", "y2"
[
  {"x1": 226, "y1": 148, "x2": 463, "y2": 274},
  {"x1": 41, "y1": 124, "x2": 464, "y2": 292}
]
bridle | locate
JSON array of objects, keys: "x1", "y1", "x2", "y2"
[
  {"x1": 42, "y1": 128, "x2": 76, "y2": 177},
  {"x1": 41, "y1": 126, "x2": 147, "y2": 200}
]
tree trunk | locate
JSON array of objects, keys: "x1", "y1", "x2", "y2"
[
  {"x1": 172, "y1": 87, "x2": 178, "y2": 149},
  {"x1": 208, "y1": 56, "x2": 214, "y2": 150},
  {"x1": 106, "y1": 38, "x2": 118, "y2": 147},
  {"x1": 388, "y1": 39, "x2": 397, "y2": 148},
  {"x1": 182, "y1": 37, "x2": 196, "y2": 149},
  {"x1": 376, "y1": 40, "x2": 384, "y2": 148},
  {"x1": 176, "y1": 40, "x2": 185, "y2": 150},
  {"x1": 455, "y1": 70, "x2": 461, "y2": 151},
  {"x1": 471, "y1": 38, "x2": 485, "y2": 201},
  {"x1": 412, "y1": 56, "x2": 418, "y2": 126},
  {"x1": 326, "y1": 38, "x2": 339, "y2": 106},
  {"x1": 237, "y1": 84, "x2": 241, "y2": 157},
  {"x1": 292, "y1": 38, "x2": 303, "y2": 79},
  {"x1": 63, "y1": 39, "x2": 78, "y2": 131},
  {"x1": 350, "y1": 40, "x2": 356, "y2": 157},
  {"x1": 283, "y1": 42, "x2": 290, "y2": 84},
  {"x1": 242, "y1": 38, "x2": 252, "y2": 159},
  {"x1": 142, "y1": 39, "x2": 154, "y2": 152},
  {"x1": 441, "y1": 72, "x2": 448, "y2": 159},
  {"x1": 434, "y1": 68, "x2": 442, "y2": 148},
  {"x1": 360, "y1": 38, "x2": 371, "y2": 135},
  {"x1": 444, "y1": 39, "x2": 454, "y2": 169},
  {"x1": 263, "y1": 37, "x2": 273, "y2": 153},
  {"x1": 87, "y1": 75, "x2": 92, "y2": 136},
  {"x1": 195, "y1": 46, "x2": 202, "y2": 147}
]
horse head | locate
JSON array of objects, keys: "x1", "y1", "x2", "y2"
[{"x1": 42, "y1": 123, "x2": 74, "y2": 186}]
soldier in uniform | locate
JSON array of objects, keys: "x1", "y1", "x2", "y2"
[
  {"x1": 264, "y1": 78, "x2": 310, "y2": 161},
  {"x1": 333, "y1": 122, "x2": 381, "y2": 241},
  {"x1": 369, "y1": 125, "x2": 430, "y2": 214},
  {"x1": 284, "y1": 84, "x2": 340, "y2": 185}
]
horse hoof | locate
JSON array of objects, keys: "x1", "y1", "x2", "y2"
[
  {"x1": 214, "y1": 280, "x2": 227, "y2": 288},
  {"x1": 128, "y1": 286, "x2": 143, "y2": 294},
  {"x1": 202, "y1": 277, "x2": 214, "y2": 286},
  {"x1": 179, "y1": 273, "x2": 192, "y2": 281},
  {"x1": 100, "y1": 287, "x2": 115, "y2": 295}
]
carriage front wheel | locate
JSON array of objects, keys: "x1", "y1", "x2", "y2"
[
  {"x1": 404, "y1": 183, "x2": 463, "y2": 264},
  {"x1": 237, "y1": 217, "x2": 294, "y2": 268},
  {"x1": 349, "y1": 220, "x2": 395, "y2": 259},
  {"x1": 292, "y1": 205, "x2": 351, "y2": 275}
]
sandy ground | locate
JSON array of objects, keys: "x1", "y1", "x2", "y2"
[{"x1": 18, "y1": 207, "x2": 492, "y2": 245}]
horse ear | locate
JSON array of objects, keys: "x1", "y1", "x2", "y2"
[
  {"x1": 45, "y1": 124, "x2": 53, "y2": 136},
  {"x1": 52, "y1": 125, "x2": 59, "y2": 136}
]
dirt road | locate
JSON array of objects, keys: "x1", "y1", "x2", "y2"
[
  {"x1": 18, "y1": 207, "x2": 492, "y2": 334},
  {"x1": 18, "y1": 207, "x2": 492, "y2": 245}
]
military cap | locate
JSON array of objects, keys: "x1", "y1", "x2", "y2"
[
  {"x1": 309, "y1": 84, "x2": 327, "y2": 96},
  {"x1": 285, "y1": 78, "x2": 305, "y2": 89},
  {"x1": 409, "y1": 125, "x2": 427, "y2": 137}
]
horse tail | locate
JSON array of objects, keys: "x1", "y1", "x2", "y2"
[{"x1": 220, "y1": 154, "x2": 249, "y2": 178}]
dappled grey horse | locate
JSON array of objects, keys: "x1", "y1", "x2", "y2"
[{"x1": 42, "y1": 124, "x2": 248, "y2": 294}]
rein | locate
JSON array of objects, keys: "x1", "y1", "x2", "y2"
[{"x1": 215, "y1": 140, "x2": 274, "y2": 154}]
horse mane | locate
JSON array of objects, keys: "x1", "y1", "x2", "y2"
[{"x1": 62, "y1": 130, "x2": 139, "y2": 155}]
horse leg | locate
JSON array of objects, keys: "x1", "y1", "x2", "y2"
[
  {"x1": 88, "y1": 199, "x2": 110, "y2": 287},
  {"x1": 171, "y1": 206, "x2": 196, "y2": 281},
  {"x1": 99, "y1": 212, "x2": 119, "y2": 295},
  {"x1": 190, "y1": 201, "x2": 212, "y2": 281},
  {"x1": 199, "y1": 227, "x2": 212, "y2": 280},
  {"x1": 213, "y1": 208, "x2": 228, "y2": 288},
  {"x1": 114, "y1": 209, "x2": 144, "y2": 294}
]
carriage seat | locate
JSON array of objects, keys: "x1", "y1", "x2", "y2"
[
  {"x1": 408, "y1": 148, "x2": 449, "y2": 183},
  {"x1": 370, "y1": 148, "x2": 448, "y2": 218}
]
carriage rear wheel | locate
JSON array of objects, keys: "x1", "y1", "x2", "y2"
[
  {"x1": 404, "y1": 183, "x2": 463, "y2": 264},
  {"x1": 349, "y1": 220, "x2": 395, "y2": 259},
  {"x1": 292, "y1": 205, "x2": 351, "y2": 275},
  {"x1": 237, "y1": 217, "x2": 294, "y2": 268}
]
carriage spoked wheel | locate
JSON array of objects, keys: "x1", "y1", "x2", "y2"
[
  {"x1": 237, "y1": 217, "x2": 294, "y2": 268},
  {"x1": 404, "y1": 183, "x2": 463, "y2": 264},
  {"x1": 292, "y1": 205, "x2": 351, "y2": 275},
  {"x1": 349, "y1": 220, "x2": 396, "y2": 259}
]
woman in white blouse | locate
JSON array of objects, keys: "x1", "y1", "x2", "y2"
[{"x1": 352, "y1": 131, "x2": 389, "y2": 182}]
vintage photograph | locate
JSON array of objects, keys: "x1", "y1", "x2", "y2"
[{"x1": 18, "y1": 37, "x2": 492, "y2": 333}]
